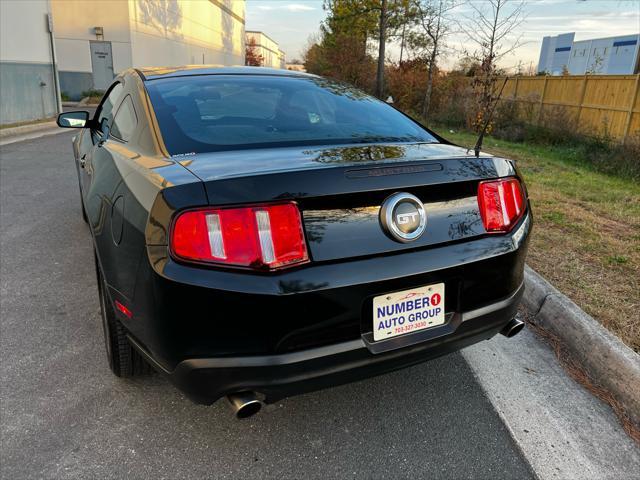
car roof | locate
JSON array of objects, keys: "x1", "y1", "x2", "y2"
[{"x1": 133, "y1": 65, "x2": 316, "y2": 81}]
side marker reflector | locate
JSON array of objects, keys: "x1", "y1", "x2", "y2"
[{"x1": 115, "y1": 300, "x2": 133, "y2": 319}]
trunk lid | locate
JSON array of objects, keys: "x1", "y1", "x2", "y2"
[{"x1": 177, "y1": 143, "x2": 518, "y2": 262}]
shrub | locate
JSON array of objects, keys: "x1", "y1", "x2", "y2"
[
  {"x1": 537, "y1": 105, "x2": 581, "y2": 144},
  {"x1": 462, "y1": 89, "x2": 640, "y2": 180},
  {"x1": 81, "y1": 89, "x2": 105, "y2": 99},
  {"x1": 430, "y1": 73, "x2": 473, "y2": 127},
  {"x1": 582, "y1": 133, "x2": 640, "y2": 181},
  {"x1": 385, "y1": 59, "x2": 428, "y2": 112}
]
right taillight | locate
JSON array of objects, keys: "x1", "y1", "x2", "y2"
[
  {"x1": 170, "y1": 202, "x2": 309, "y2": 270},
  {"x1": 478, "y1": 178, "x2": 525, "y2": 233}
]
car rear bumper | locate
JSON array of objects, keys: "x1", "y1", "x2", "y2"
[{"x1": 130, "y1": 281, "x2": 524, "y2": 405}]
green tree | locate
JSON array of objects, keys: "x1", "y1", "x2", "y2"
[
  {"x1": 321, "y1": 0, "x2": 416, "y2": 97},
  {"x1": 303, "y1": 1, "x2": 377, "y2": 90}
]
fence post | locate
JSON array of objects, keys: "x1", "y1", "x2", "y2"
[
  {"x1": 576, "y1": 75, "x2": 589, "y2": 133},
  {"x1": 622, "y1": 74, "x2": 640, "y2": 144},
  {"x1": 536, "y1": 76, "x2": 548, "y2": 124}
]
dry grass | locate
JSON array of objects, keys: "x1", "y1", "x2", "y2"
[
  {"x1": 439, "y1": 129, "x2": 640, "y2": 353},
  {"x1": 522, "y1": 309, "x2": 640, "y2": 443}
]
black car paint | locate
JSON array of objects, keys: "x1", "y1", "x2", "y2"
[{"x1": 71, "y1": 67, "x2": 531, "y2": 405}]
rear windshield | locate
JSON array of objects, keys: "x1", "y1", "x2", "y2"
[{"x1": 144, "y1": 75, "x2": 437, "y2": 154}]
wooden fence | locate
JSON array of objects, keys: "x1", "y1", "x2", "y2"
[{"x1": 498, "y1": 75, "x2": 640, "y2": 142}]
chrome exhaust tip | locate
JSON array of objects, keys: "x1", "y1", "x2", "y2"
[
  {"x1": 227, "y1": 392, "x2": 262, "y2": 419},
  {"x1": 500, "y1": 318, "x2": 525, "y2": 338}
]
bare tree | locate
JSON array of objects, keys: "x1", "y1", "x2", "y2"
[
  {"x1": 459, "y1": 0, "x2": 526, "y2": 65},
  {"x1": 458, "y1": 0, "x2": 526, "y2": 130},
  {"x1": 411, "y1": 0, "x2": 458, "y2": 118}
]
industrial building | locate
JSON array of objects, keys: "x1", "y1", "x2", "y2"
[
  {"x1": 52, "y1": 0, "x2": 246, "y2": 99},
  {"x1": 0, "y1": 0, "x2": 61, "y2": 125},
  {"x1": 246, "y1": 31, "x2": 285, "y2": 69},
  {"x1": 538, "y1": 32, "x2": 640, "y2": 75},
  {"x1": 1, "y1": 0, "x2": 246, "y2": 125}
]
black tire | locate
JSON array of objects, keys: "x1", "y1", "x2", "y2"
[{"x1": 97, "y1": 263, "x2": 151, "y2": 377}]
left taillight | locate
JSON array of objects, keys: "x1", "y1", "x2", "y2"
[
  {"x1": 170, "y1": 202, "x2": 309, "y2": 270},
  {"x1": 477, "y1": 178, "x2": 526, "y2": 233}
]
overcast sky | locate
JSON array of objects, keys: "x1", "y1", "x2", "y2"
[{"x1": 245, "y1": 0, "x2": 640, "y2": 70}]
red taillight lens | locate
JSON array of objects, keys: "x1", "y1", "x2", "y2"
[
  {"x1": 114, "y1": 300, "x2": 133, "y2": 319},
  {"x1": 478, "y1": 178, "x2": 525, "y2": 233},
  {"x1": 171, "y1": 202, "x2": 308, "y2": 270}
]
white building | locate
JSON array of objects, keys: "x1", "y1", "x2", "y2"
[
  {"x1": 246, "y1": 31, "x2": 285, "y2": 69},
  {"x1": 538, "y1": 32, "x2": 640, "y2": 75},
  {"x1": 0, "y1": 0, "x2": 61, "y2": 125},
  {"x1": 52, "y1": 0, "x2": 246, "y2": 99},
  {"x1": 1, "y1": 0, "x2": 246, "y2": 123}
]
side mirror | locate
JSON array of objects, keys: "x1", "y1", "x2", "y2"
[{"x1": 57, "y1": 111, "x2": 90, "y2": 128}]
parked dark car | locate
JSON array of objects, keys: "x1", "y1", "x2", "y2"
[{"x1": 58, "y1": 66, "x2": 531, "y2": 418}]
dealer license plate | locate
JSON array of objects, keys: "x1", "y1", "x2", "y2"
[{"x1": 372, "y1": 283, "x2": 445, "y2": 341}]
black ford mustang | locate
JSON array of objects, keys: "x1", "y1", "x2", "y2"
[{"x1": 58, "y1": 66, "x2": 531, "y2": 418}]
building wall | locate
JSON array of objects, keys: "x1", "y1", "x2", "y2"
[
  {"x1": 51, "y1": 0, "x2": 245, "y2": 99},
  {"x1": 538, "y1": 32, "x2": 640, "y2": 75},
  {"x1": 537, "y1": 36, "x2": 551, "y2": 73},
  {"x1": 0, "y1": 0, "x2": 58, "y2": 125},
  {"x1": 568, "y1": 35, "x2": 640, "y2": 75},
  {"x1": 246, "y1": 31, "x2": 283, "y2": 69},
  {"x1": 51, "y1": 0, "x2": 131, "y2": 99},
  {"x1": 538, "y1": 33, "x2": 574, "y2": 74},
  {"x1": 129, "y1": 0, "x2": 245, "y2": 68}
]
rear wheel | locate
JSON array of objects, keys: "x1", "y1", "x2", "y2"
[{"x1": 97, "y1": 263, "x2": 151, "y2": 377}]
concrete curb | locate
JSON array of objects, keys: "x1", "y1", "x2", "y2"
[
  {"x1": 523, "y1": 265, "x2": 640, "y2": 428},
  {"x1": 0, "y1": 121, "x2": 58, "y2": 139}
]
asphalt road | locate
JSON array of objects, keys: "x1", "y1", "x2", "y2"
[{"x1": 0, "y1": 132, "x2": 537, "y2": 479}]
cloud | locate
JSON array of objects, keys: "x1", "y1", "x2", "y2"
[
  {"x1": 285, "y1": 4, "x2": 315, "y2": 11},
  {"x1": 256, "y1": 3, "x2": 315, "y2": 12}
]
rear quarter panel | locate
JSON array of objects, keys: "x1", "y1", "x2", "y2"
[{"x1": 85, "y1": 73, "x2": 202, "y2": 309}]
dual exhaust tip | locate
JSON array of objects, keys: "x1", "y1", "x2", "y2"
[
  {"x1": 227, "y1": 391, "x2": 262, "y2": 419},
  {"x1": 227, "y1": 318, "x2": 524, "y2": 419},
  {"x1": 500, "y1": 317, "x2": 525, "y2": 338}
]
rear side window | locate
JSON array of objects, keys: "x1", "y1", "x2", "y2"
[
  {"x1": 97, "y1": 82, "x2": 124, "y2": 126},
  {"x1": 145, "y1": 75, "x2": 437, "y2": 154},
  {"x1": 111, "y1": 95, "x2": 137, "y2": 141}
]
